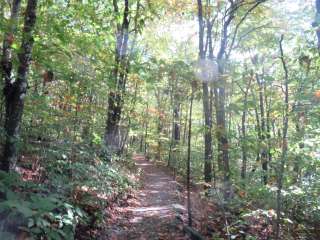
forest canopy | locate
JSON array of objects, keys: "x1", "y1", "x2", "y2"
[{"x1": 0, "y1": 0, "x2": 319, "y2": 239}]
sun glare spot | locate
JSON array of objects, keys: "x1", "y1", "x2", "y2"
[{"x1": 194, "y1": 59, "x2": 218, "y2": 83}]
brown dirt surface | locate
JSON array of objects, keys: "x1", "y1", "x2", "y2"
[{"x1": 102, "y1": 154, "x2": 190, "y2": 240}]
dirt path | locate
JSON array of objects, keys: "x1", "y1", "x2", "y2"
[{"x1": 103, "y1": 154, "x2": 190, "y2": 240}]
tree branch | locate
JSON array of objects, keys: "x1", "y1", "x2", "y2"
[{"x1": 226, "y1": 0, "x2": 267, "y2": 58}]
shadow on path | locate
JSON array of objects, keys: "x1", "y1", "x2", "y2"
[{"x1": 103, "y1": 154, "x2": 189, "y2": 240}]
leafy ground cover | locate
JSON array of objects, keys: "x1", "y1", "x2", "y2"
[{"x1": 0, "y1": 142, "x2": 137, "y2": 240}]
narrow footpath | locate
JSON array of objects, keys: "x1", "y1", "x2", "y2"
[{"x1": 104, "y1": 154, "x2": 191, "y2": 240}]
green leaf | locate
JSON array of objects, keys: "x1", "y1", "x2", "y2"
[
  {"x1": 11, "y1": 43, "x2": 18, "y2": 50},
  {"x1": 0, "y1": 231, "x2": 16, "y2": 240},
  {"x1": 6, "y1": 190, "x2": 17, "y2": 201},
  {"x1": 28, "y1": 218, "x2": 35, "y2": 228},
  {"x1": 48, "y1": 230, "x2": 62, "y2": 240},
  {"x1": 16, "y1": 205, "x2": 33, "y2": 217}
]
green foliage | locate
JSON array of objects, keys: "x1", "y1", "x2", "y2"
[
  {"x1": 0, "y1": 0, "x2": 320, "y2": 239},
  {"x1": 0, "y1": 138, "x2": 135, "y2": 239},
  {"x1": 0, "y1": 171, "x2": 86, "y2": 239}
]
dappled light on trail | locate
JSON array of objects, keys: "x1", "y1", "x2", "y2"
[
  {"x1": 103, "y1": 154, "x2": 189, "y2": 240},
  {"x1": 1, "y1": 0, "x2": 320, "y2": 239}
]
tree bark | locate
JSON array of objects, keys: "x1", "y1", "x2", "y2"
[
  {"x1": 1, "y1": 0, "x2": 38, "y2": 171},
  {"x1": 240, "y1": 72, "x2": 252, "y2": 179},
  {"x1": 120, "y1": 0, "x2": 142, "y2": 154},
  {"x1": 276, "y1": 34, "x2": 289, "y2": 240},
  {"x1": 168, "y1": 69, "x2": 180, "y2": 169},
  {"x1": 202, "y1": 82, "x2": 213, "y2": 182},
  {"x1": 187, "y1": 83, "x2": 196, "y2": 227},
  {"x1": 171, "y1": 100, "x2": 180, "y2": 175},
  {"x1": 155, "y1": 89, "x2": 163, "y2": 161},
  {"x1": 1, "y1": 0, "x2": 21, "y2": 138},
  {"x1": 256, "y1": 72, "x2": 268, "y2": 184},
  {"x1": 215, "y1": 16, "x2": 232, "y2": 197},
  {"x1": 264, "y1": 81, "x2": 272, "y2": 172},
  {"x1": 105, "y1": 0, "x2": 130, "y2": 155},
  {"x1": 144, "y1": 103, "x2": 149, "y2": 157},
  {"x1": 314, "y1": 0, "x2": 320, "y2": 50},
  {"x1": 2, "y1": 0, "x2": 21, "y2": 92},
  {"x1": 197, "y1": 0, "x2": 213, "y2": 183}
]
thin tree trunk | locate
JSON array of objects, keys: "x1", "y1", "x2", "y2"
[
  {"x1": 197, "y1": 0, "x2": 212, "y2": 183},
  {"x1": 173, "y1": 103, "x2": 180, "y2": 146},
  {"x1": 168, "y1": 106, "x2": 173, "y2": 167},
  {"x1": 276, "y1": 35, "x2": 289, "y2": 240},
  {"x1": 155, "y1": 90, "x2": 163, "y2": 161},
  {"x1": 252, "y1": 86, "x2": 262, "y2": 172},
  {"x1": 0, "y1": 0, "x2": 4, "y2": 126},
  {"x1": 265, "y1": 82, "x2": 272, "y2": 171},
  {"x1": 170, "y1": 98, "x2": 180, "y2": 175},
  {"x1": 240, "y1": 73, "x2": 252, "y2": 179},
  {"x1": 183, "y1": 104, "x2": 188, "y2": 144},
  {"x1": 139, "y1": 128, "x2": 144, "y2": 152},
  {"x1": 168, "y1": 72, "x2": 175, "y2": 167},
  {"x1": 187, "y1": 83, "x2": 195, "y2": 227},
  {"x1": 292, "y1": 72, "x2": 307, "y2": 183},
  {"x1": 256, "y1": 72, "x2": 268, "y2": 184},
  {"x1": 314, "y1": 0, "x2": 320, "y2": 50},
  {"x1": 202, "y1": 82, "x2": 213, "y2": 182},
  {"x1": 143, "y1": 102, "x2": 149, "y2": 158},
  {"x1": 144, "y1": 121, "x2": 148, "y2": 157}
]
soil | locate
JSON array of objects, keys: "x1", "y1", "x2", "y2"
[{"x1": 102, "y1": 154, "x2": 190, "y2": 240}]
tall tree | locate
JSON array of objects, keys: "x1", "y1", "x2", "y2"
[
  {"x1": 213, "y1": 0, "x2": 266, "y2": 197},
  {"x1": 1, "y1": 0, "x2": 38, "y2": 171},
  {"x1": 254, "y1": 63, "x2": 268, "y2": 184},
  {"x1": 187, "y1": 80, "x2": 197, "y2": 227},
  {"x1": 1, "y1": 0, "x2": 21, "y2": 132},
  {"x1": 105, "y1": 0, "x2": 130, "y2": 154},
  {"x1": 240, "y1": 69, "x2": 253, "y2": 180},
  {"x1": 197, "y1": 0, "x2": 213, "y2": 183},
  {"x1": 275, "y1": 34, "x2": 289, "y2": 240},
  {"x1": 168, "y1": 66, "x2": 181, "y2": 173},
  {"x1": 314, "y1": 0, "x2": 320, "y2": 49}
]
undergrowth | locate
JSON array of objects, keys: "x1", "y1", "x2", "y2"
[{"x1": 0, "y1": 141, "x2": 137, "y2": 240}]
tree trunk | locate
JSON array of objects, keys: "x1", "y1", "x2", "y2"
[
  {"x1": 264, "y1": 81, "x2": 272, "y2": 172},
  {"x1": 144, "y1": 103, "x2": 149, "y2": 157},
  {"x1": 105, "y1": 0, "x2": 130, "y2": 154},
  {"x1": 293, "y1": 121, "x2": 304, "y2": 182},
  {"x1": 1, "y1": 0, "x2": 38, "y2": 172},
  {"x1": 1, "y1": 1, "x2": 21, "y2": 129},
  {"x1": 276, "y1": 35, "x2": 289, "y2": 240},
  {"x1": 256, "y1": 73, "x2": 268, "y2": 184},
  {"x1": 214, "y1": 70, "x2": 230, "y2": 192},
  {"x1": 168, "y1": 71, "x2": 180, "y2": 168},
  {"x1": 197, "y1": 0, "x2": 212, "y2": 183},
  {"x1": 171, "y1": 100, "x2": 180, "y2": 174},
  {"x1": 314, "y1": 0, "x2": 320, "y2": 50},
  {"x1": 254, "y1": 101, "x2": 262, "y2": 167},
  {"x1": 240, "y1": 73, "x2": 252, "y2": 179},
  {"x1": 202, "y1": 82, "x2": 213, "y2": 182},
  {"x1": 139, "y1": 129, "x2": 144, "y2": 152},
  {"x1": 155, "y1": 89, "x2": 163, "y2": 161},
  {"x1": 183, "y1": 104, "x2": 188, "y2": 144},
  {"x1": 187, "y1": 83, "x2": 196, "y2": 227},
  {"x1": 144, "y1": 121, "x2": 148, "y2": 157},
  {"x1": 214, "y1": 5, "x2": 235, "y2": 198}
]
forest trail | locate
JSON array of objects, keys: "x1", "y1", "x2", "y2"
[{"x1": 104, "y1": 154, "x2": 190, "y2": 240}]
